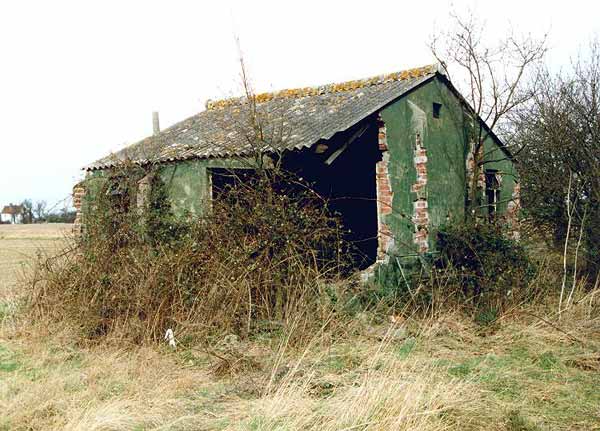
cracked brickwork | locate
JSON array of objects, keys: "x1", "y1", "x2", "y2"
[
  {"x1": 376, "y1": 116, "x2": 394, "y2": 261},
  {"x1": 72, "y1": 182, "x2": 85, "y2": 234},
  {"x1": 411, "y1": 133, "x2": 429, "y2": 253}
]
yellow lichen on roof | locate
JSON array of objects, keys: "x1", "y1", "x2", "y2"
[{"x1": 206, "y1": 64, "x2": 437, "y2": 110}]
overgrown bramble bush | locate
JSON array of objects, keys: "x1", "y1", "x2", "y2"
[
  {"x1": 369, "y1": 222, "x2": 537, "y2": 315},
  {"x1": 436, "y1": 222, "x2": 536, "y2": 308},
  {"x1": 28, "y1": 164, "x2": 352, "y2": 344}
]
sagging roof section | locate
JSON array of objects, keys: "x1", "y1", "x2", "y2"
[{"x1": 85, "y1": 65, "x2": 438, "y2": 171}]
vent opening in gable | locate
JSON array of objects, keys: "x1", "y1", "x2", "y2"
[{"x1": 433, "y1": 102, "x2": 442, "y2": 118}]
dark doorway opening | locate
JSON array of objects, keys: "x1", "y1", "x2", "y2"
[
  {"x1": 211, "y1": 168, "x2": 260, "y2": 199},
  {"x1": 283, "y1": 120, "x2": 380, "y2": 269}
]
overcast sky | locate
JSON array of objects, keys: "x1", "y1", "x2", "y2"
[{"x1": 1, "y1": 0, "x2": 598, "y2": 210}]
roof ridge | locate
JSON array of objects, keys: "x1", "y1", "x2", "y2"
[{"x1": 205, "y1": 64, "x2": 438, "y2": 111}]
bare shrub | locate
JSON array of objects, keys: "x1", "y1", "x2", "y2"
[
  {"x1": 513, "y1": 40, "x2": 600, "y2": 280},
  {"x1": 27, "y1": 164, "x2": 351, "y2": 344},
  {"x1": 430, "y1": 10, "x2": 546, "y2": 216},
  {"x1": 368, "y1": 223, "x2": 541, "y2": 327}
]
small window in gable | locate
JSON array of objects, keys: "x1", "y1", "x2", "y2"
[{"x1": 433, "y1": 102, "x2": 442, "y2": 119}]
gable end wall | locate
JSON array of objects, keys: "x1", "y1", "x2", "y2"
[{"x1": 380, "y1": 77, "x2": 518, "y2": 257}]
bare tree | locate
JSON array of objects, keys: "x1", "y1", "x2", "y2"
[
  {"x1": 232, "y1": 36, "x2": 289, "y2": 174},
  {"x1": 20, "y1": 199, "x2": 33, "y2": 224},
  {"x1": 34, "y1": 200, "x2": 47, "y2": 222},
  {"x1": 514, "y1": 39, "x2": 600, "y2": 280},
  {"x1": 430, "y1": 11, "x2": 547, "y2": 215}
]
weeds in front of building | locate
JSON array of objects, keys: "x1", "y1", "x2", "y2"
[
  {"x1": 27, "y1": 162, "x2": 357, "y2": 344},
  {"x1": 27, "y1": 158, "x2": 557, "y2": 346}
]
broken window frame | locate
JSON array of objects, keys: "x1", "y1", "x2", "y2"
[
  {"x1": 106, "y1": 177, "x2": 133, "y2": 215},
  {"x1": 484, "y1": 169, "x2": 501, "y2": 220}
]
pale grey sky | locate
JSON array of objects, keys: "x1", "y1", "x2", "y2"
[{"x1": 1, "y1": 0, "x2": 598, "y2": 210}]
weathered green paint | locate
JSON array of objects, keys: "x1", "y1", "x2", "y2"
[
  {"x1": 158, "y1": 157, "x2": 265, "y2": 217},
  {"x1": 159, "y1": 160, "x2": 209, "y2": 217},
  {"x1": 81, "y1": 157, "x2": 260, "y2": 219},
  {"x1": 81, "y1": 170, "x2": 108, "y2": 215},
  {"x1": 381, "y1": 76, "x2": 517, "y2": 256},
  {"x1": 483, "y1": 135, "x2": 518, "y2": 214},
  {"x1": 81, "y1": 77, "x2": 518, "y2": 261}
]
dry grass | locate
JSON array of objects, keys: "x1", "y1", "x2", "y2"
[
  {"x1": 3, "y1": 307, "x2": 598, "y2": 430},
  {"x1": 0, "y1": 224, "x2": 70, "y2": 304},
  {"x1": 1, "y1": 224, "x2": 599, "y2": 430},
  {"x1": 28, "y1": 173, "x2": 350, "y2": 343},
  {"x1": 0, "y1": 337, "x2": 212, "y2": 430},
  {"x1": 0, "y1": 319, "x2": 473, "y2": 431},
  {"x1": 0, "y1": 223, "x2": 72, "y2": 240}
]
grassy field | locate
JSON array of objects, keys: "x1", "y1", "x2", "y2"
[
  {"x1": 0, "y1": 224, "x2": 71, "y2": 301},
  {"x1": 0, "y1": 224, "x2": 599, "y2": 430}
]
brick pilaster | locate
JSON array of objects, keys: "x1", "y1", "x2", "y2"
[
  {"x1": 72, "y1": 182, "x2": 86, "y2": 234},
  {"x1": 411, "y1": 133, "x2": 429, "y2": 253},
  {"x1": 466, "y1": 141, "x2": 486, "y2": 214},
  {"x1": 376, "y1": 116, "x2": 394, "y2": 261}
]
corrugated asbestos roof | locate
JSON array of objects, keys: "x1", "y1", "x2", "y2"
[{"x1": 85, "y1": 65, "x2": 438, "y2": 171}]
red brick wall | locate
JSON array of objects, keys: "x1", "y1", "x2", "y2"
[
  {"x1": 376, "y1": 116, "x2": 394, "y2": 261},
  {"x1": 411, "y1": 133, "x2": 429, "y2": 253},
  {"x1": 72, "y1": 182, "x2": 85, "y2": 233}
]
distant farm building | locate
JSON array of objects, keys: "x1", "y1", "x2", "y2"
[
  {"x1": 1, "y1": 204, "x2": 24, "y2": 224},
  {"x1": 76, "y1": 64, "x2": 519, "y2": 269}
]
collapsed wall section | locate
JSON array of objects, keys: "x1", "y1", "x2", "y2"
[{"x1": 375, "y1": 116, "x2": 394, "y2": 262}]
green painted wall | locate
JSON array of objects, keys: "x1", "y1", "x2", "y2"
[
  {"x1": 158, "y1": 157, "x2": 263, "y2": 217},
  {"x1": 482, "y1": 135, "x2": 518, "y2": 214},
  {"x1": 82, "y1": 157, "x2": 258, "y2": 219},
  {"x1": 81, "y1": 170, "x2": 108, "y2": 215},
  {"x1": 82, "y1": 77, "x2": 517, "y2": 258},
  {"x1": 159, "y1": 160, "x2": 209, "y2": 217},
  {"x1": 381, "y1": 77, "x2": 517, "y2": 256}
]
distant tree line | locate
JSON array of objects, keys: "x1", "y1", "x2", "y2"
[{"x1": 11, "y1": 199, "x2": 76, "y2": 224}]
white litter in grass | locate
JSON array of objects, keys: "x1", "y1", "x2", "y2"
[{"x1": 164, "y1": 328, "x2": 176, "y2": 349}]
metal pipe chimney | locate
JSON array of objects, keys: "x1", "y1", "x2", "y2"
[{"x1": 152, "y1": 111, "x2": 160, "y2": 136}]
